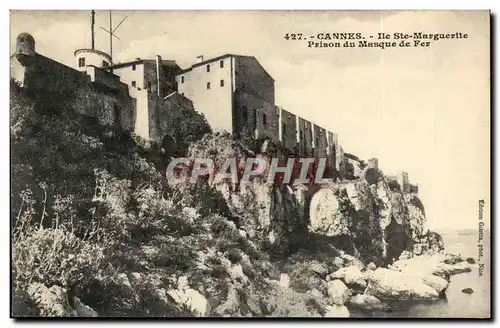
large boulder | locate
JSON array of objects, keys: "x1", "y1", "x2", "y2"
[
  {"x1": 327, "y1": 280, "x2": 351, "y2": 305},
  {"x1": 309, "y1": 188, "x2": 349, "y2": 236},
  {"x1": 391, "y1": 253, "x2": 473, "y2": 279},
  {"x1": 347, "y1": 294, "x2": 390, "y2": 311},
  {"x1": 422, "y1": 274, "x2": 448, "y2": 294},
  {"x1": 438, "y1": 261, "x2": 472, "y2": 275},
  {"x1": 167, "y1": 276, "x2": 210, "y2": 316},
  {"x1": 365, "y1": 268, "x2": 440, "y2": 301},
  {"x1": 309, "y1": 262, "x2": 329, "y2": 278},
  {"x1": 323, "y1": 305, "x2": 350, "y2": 317},
  {"x1": 328, "y1": 266, "x2": 367, "y2": 289}
]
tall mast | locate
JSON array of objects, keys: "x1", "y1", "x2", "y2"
[
  {"x1": 91, "y1": 10, "x2": 95, "y2": 50},
  {"x1": 109, "y1": 10, "x2": 113, "y2": 69},
  {"x1": 99, "y1": 11, "x2": 127, "y2": 73}
]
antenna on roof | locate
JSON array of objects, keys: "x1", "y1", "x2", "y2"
[
  {"x1": 91, "y1": 10, "x2": 95, "y2": 50},
  {"x1": 196, "y1": 55, "x2": 204, "y2": 62},
  {"x1": 100, "y1": 10, "x2": 128, "y2": 72}
]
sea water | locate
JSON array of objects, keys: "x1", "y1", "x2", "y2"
[{"x1": 351, "y1": 230, "x2": 491, "y2": 318}]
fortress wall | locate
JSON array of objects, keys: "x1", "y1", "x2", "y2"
[
  {"x1": 234, "y1": 91, "x2": 279, "y2": 142},
  {"x1": 11, "y1": 54, "x2": 136, "y2": 133},
  {"x1": 73, "y1": 83, "x2": 136, "y2": 132},
  {"x1": 146, "y1": 91, "x2": 197, "y2": 143}
]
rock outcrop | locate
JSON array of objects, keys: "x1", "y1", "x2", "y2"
[
  {"x1": 167, "y1": 276, "x2": 210, "y2": 317},
  {"x1": 26, "y1": 283, "x2": 98, "y2": 317},
  {"x1": 365, "y1": 268, "x2": 440, "y2": 301}
]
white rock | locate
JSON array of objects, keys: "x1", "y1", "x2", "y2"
[
  {"x1": 310, "y1": 262, "x2": 329, "y2": 278},
  {"x1": 280, "y1": 273, "x2": 290, "y2": 288},
  {"x1": 167, "y1": 285, "x2": 210, "y2": 316},
  {"x1": 340, "y1": 253, "x2": 365, "y2": 270},
  {"x1": 115, "y1": 273, "x2": 131, "y2": 288},
  {"x1": 348, "y1": 294, "x2": 389, "y2": 311},
  {"x1": 324, "y1": 305, "x2": 350, "y2": 317},
  {"x1": 333, "y1": 257, "x2": 344, "y2": 268},
  {"x1": 268, "y1": 231, "x2": 276, "y2": 244},
  {"x1": 327, "y1": 279, "x2": 351, "y2": 305},
  {"x1": 229, "y1": 264, "x2": 248, "y2": 283},
  {"x1": 392, "y1": 254, "x2": 472, "y2": 278},
  {"x1": 365, "y1": 268, "x2": 439, "y2": 301},
  {"x1": 422, "y1": 274, "x2": 448, "y2": 293},
  {"x1": 439, "y1": 261, "x2": 472, "y2": 275},
  {"x1": 329, "y1": 266, "x2": 367, "y2": 288},
  {"x1": 177, "y1": 276, "x2": 189, "y2": 288},
  {"x1": 309, "y1": 188, "x2": 349, "y2": 236},
  {"x1": 366, "y1": 262, "x2": 377, "y2": 271}
]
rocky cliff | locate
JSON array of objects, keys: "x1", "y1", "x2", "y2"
[
  {"x1": 12, "y1": 83, "x2": 467, "y2": 318},
  {"x1": 186, "y1": 133, "x2": 443, "y2": 265}
]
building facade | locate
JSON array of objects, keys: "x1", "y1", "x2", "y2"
[
  {"x1": 176, "y1": 54, "x2": 279, "y2": 142},
  {"x1": 109, "y1": 56, "x2": 180, "y2": 97}
]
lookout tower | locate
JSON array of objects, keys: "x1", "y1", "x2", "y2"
[
  {"x1": 15, "y1": 33, "x2": 36, "y2": 66},
  {"x1": 74, "y1": 10, "x2": 111, "y2": 71},
  {"x1": 74, "y1": 48, "x2": 111, "y2": 71}
]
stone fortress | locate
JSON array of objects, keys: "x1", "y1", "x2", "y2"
[{"x1": 10, "y1": 20, "x2": 417, "y2": 193}]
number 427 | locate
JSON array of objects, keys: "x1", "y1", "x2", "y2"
[{"x1": 284, "y1": 33, "x2": 303, "y2": 40}]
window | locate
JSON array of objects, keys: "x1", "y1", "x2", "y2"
[
  {"x1": 242, "y1": 107, "x2": 248, "y2": 122},
  {"x1": 282, "y1": 122, "x2": 287, "y2": 134},
  {"x1": 315, "y1": 137, "x2": 319, "y2": 147},
  {"x1": 181, "y1": 76, "x2": 184, "y2": 83},
  {"x1": 132, "y1": 64, "x2": 136, "y2": 71},
  {"x1": 300, "y1": 130, "x2": 304, "y2": 141},
  {"x1": 207, "y1": 82, "x2": 211, "y2": 89},
  {"x1": 78, "y1": 57, "x2": 85, "y2": 67},
  {"x1": 102, "y1": 61, "x2": 109, "y2": 67},
  {"x1": 263, "y1": 113, "x2": 268, "y2": 126},
  {"x1": 181, "y1": 93, "x2": 184, "y2": 96},
  {"x1": 220, "y1": 79, "x2": 224, "y2": 87},
  {"x1": 131, "y1": 81, "x2": 136, "y2": 87},
  {"x1": 207, "y1": 64, "x2": 210, "y2": 72},
  {"x1": 147, "y1": 81, "x2": 151, "y2": 89},
  {"x1": 220, "y1": 60, "x2": 224, "y2": 68}
]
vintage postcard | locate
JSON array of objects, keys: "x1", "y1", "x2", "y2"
[{"x1": 10, "y1": 10, "x2": 491, "y2": 318}]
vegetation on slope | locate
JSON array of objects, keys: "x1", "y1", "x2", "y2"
[{"x1": 11, "y1": 82, "x2": 335, "y2": 317}]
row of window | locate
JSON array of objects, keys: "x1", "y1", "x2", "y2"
[
  {"x1": 77, "y1": 58, "x2": 109, "y2": 68},
  {"x1": 206, "y1": 80, "x2": 225, "y2": 89},
  {"x1": 240, "y1": 107, "x2": 268, "y2": 126},
  {"x1": 130, "y1": 81, "x2": 152, "y2": 89},
  {"x1": 179, "y1": 60, "x2": 225, "y2": 84},
  {"x1": 206, "y1": 60, "x2": 225, "y2": 72}
]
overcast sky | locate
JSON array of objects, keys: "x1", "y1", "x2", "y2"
[{"x1": 10, "y1": 10, "x2": 490, "y2": 230}]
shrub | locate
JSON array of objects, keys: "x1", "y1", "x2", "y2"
[
  {"x1": 12, "y1": 227, "x2": 105, "y2": 290},
  {"x1": 226, "y1": 248, "x2": 243, "y2": 264}
]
